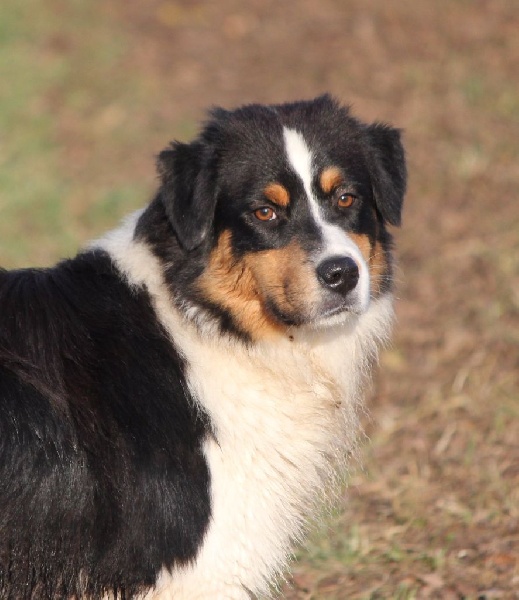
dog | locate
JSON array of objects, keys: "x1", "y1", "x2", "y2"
[{"x1": 0, "y1": 95, "x2": 406, "y2": 599}]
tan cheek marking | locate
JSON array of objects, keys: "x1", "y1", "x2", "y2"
[
  {"x1": 369, "y1": 241, "x2": 388, "y2": 297},
  {"x1": 197, "y1": 231, "x2": 286, "y2": 339},
  {"x1": 349, "y1": 233, "x2": 372, "y2": 264},
  {"x1": 349, "y1": 233, "x2": 388, "y2": 297},
  {"x1": 319, "y1": 166, "x2": 344, "y2": 194},
  {"x1": 198, "y1": 233, "x2": 322, "y2": 339},
  {"x1": 245, "y1": 241, "x2": 319, "y2": 318},
  {"x1": 264, "y1": 183, "x2": 290, "y2": 207}
]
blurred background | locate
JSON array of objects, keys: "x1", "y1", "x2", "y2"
[{"x1": 1, "y1": 1, "x2": 518, "y2": 597}]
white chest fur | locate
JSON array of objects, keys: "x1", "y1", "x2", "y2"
[{"x1": 150, "y1": 296, "x2": 393, "y2": 600}]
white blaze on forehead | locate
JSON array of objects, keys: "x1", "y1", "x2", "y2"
[
  {"x1": 283, "y1": 128, "x2": 315, "y2": 206},
  {"x1": 282, "y1": 127, "x2": 370, "y2": 309}
]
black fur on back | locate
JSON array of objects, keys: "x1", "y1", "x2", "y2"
[{"x1": 0, "y1": 251, "x2": 211, "y2": 599}]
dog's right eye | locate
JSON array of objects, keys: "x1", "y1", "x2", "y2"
[{"x1": 254, "y1": 207, "x2": 277, "y2": 221}]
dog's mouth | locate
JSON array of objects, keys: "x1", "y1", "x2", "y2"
[
  {"x1": 264, "y1": 294, "x2": 364, "y2": 329},
  {"x1": 318, "y1": 302, "x2": 361, "y2": 320},
  {"x1": 309, "y1": 303, "x2": 363, "y2": 329}
]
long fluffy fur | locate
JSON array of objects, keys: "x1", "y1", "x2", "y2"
[{"x1": 0, "y1": 95, "x2": 405, "y2": 599}]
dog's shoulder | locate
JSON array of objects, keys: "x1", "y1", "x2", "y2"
[{"x1": 0, "y1": 249, "x2": 213, "y2": 599}]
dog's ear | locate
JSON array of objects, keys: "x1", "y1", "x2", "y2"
[
  {"x1": 364, "y1": 123, "x2": 407, "y2": 227},
  {"x1": 157, "y1": 141, "x2": 217, "y2": 251}
]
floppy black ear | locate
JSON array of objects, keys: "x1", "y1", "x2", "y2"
[
  {"x1": 364, "y1": 123, "x2": 407, "y2": 226},
  {"x1": 157, "y1": 141, "x2": 217, "y2": 251}
]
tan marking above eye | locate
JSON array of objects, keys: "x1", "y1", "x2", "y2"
[
  {"x1": 319, "y1": 166, "x2": 344, "y2": 194},
  {"x1": 264, "y1": 183, "x2": 290, "y2": 207},
  {"x1": 254, "y1": 207, "x2": 277, "y2": 221}
]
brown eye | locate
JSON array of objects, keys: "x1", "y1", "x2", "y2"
[
  {"x1": 254, "y1": 207, "x2": 277, "y2": 221},
  {"x1": 337, "y1": 192, "x2": 356, "y2": 208}
]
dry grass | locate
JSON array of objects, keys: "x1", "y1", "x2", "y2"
[{"x1": 1, "y1": 0, "x2": 518, "y2": 597}]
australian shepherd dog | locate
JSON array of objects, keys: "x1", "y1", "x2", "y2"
[{"x1": 0, "y1": 95, "x2": 406, "y2": 599}]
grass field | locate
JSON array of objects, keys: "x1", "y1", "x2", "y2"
[{"x1": 1, "y1": 1, "x2": 518, "y2": 598}]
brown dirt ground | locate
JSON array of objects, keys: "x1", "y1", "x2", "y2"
[{"x1": 19, "y1": 0, "x2": 519, "y2": 597}]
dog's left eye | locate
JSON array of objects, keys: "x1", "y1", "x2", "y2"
[
  {"x1": 254, "y1": 207, "x2": 277, "y2": 221},
  {"x1": 336, "y1": 192, "x2": 357, "y2": 208}
]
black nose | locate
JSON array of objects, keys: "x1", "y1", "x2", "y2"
[{"x1": 316, "y1": 256, "x2": 359, "y2": 296}]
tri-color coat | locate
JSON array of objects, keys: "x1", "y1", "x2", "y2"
[{"x1": 0, "y1": 95, "x2": 406, "y2": 599}]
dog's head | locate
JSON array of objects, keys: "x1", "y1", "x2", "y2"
[{"x1": 154, "y1": 95, "x2": 406, "y2": 340}]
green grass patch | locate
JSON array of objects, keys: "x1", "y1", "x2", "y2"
[{"x1": 0, "y1": 1, "x2": 146, "y2": 267}]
